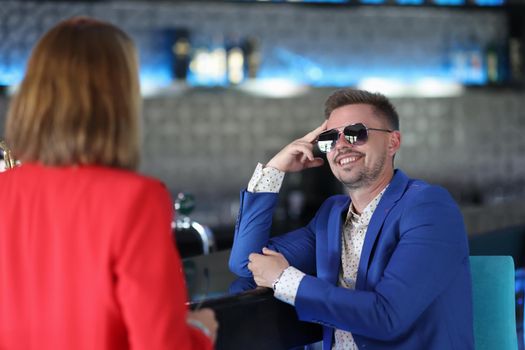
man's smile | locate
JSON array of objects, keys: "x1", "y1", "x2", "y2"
[{"x1": 334, "y1": 151, "x2": 364, "y2": 167}]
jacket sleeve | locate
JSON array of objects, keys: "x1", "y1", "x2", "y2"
[
  {"x1": 113, "y1": 180, "x2": 212, "y2": 350},
  {"x1": 294, "y1": 186, "x2": 469, "y2": 341},
  {"x1": 229, "y1": 189, "x2": 317, "y2": 278}
]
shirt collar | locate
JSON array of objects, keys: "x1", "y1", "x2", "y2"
[{"x1": 347, "y1": 185, "x2": 389, "y2": 226}]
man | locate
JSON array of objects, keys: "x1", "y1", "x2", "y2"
[{"x1": 229, "y1": 89, "x2": 474, "y2": 349}]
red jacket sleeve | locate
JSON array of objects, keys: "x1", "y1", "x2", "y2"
[{"x1": 112, "y1": 180, "x2": 212, "y2": 350}]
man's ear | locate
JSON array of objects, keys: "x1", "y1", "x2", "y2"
[{"x1": 388, "y1": 131, "x2": 401, "y2": 156}]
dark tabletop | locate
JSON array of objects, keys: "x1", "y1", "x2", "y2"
[{"x1": 183, "y1": 250, "x2": 322, "y2": 350}]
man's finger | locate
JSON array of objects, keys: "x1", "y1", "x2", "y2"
[
  {"x1": 248, "y1": 253, "x2": 261, "y2": 262},
  {"x1": 292, "y1": 143, "x2": 315, "y2": 162},
  {"x1": 302, "y1": 120, "x2": 328, "y2": 143},
  {"x1": 304, "y1": 157, "x2": 324, "y2": 169},
  {"x1": 262, "y1": 247, "x2": 280, "y2": 256}
]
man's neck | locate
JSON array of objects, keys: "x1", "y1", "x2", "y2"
[{"x1": 348, "y1": 170, "x2": 394, "y2": 214}]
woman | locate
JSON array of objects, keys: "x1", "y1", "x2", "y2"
[{"x1": 0, "y1": 17, "x2": 217, "y2": 349}]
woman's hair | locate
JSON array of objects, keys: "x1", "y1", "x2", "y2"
[{"x1": 6, "y1": 16, "x2": 140, "y2": 170}]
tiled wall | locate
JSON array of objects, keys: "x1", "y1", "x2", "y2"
[
  {"x1": 138, "y1": 88, "x2": 525, "y2": 232},
  {"x1": 2, "y1": 88, "x2": 525, "y2": 234}
]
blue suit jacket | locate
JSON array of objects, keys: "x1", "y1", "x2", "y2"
[{"x1": 229, "y1": 170, "x2": 474, "y2": 349}]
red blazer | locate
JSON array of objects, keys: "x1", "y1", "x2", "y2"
[{"x1": 0, "y1": 163, "x2": 211, "y2": 350}]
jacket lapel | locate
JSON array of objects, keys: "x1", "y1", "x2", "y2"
[
  {"x1": 355, "y1": 170, "x2": 409, "y2": 290},
  {"x1": 326, "y1": 197, "x2": 350, "y2": 285}
]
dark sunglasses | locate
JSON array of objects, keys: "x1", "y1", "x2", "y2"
[{"x1": 317, "y1": 123, "x2": 393, "y2": 153}]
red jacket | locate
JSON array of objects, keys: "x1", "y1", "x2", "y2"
[{"x1": 0, "y1": 163, "x2": 211, "y2": 350}]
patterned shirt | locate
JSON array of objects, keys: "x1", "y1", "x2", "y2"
[
  {"x1": 247, "y1": 163, "x2": 387, "y2": 350},
  {"x1": 333, "y1": 189, "x2": 386, "y2": 350},
  {"x1": 247, "y1": 163, "x2": 285, "y2": 193}
]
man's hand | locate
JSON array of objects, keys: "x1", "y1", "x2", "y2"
[
  {"x1": 266, "y1": 121, "x2": 328, "y2": 173},
  {"x1": 248, "y1": 247, "x2": 290, "y2": 288}
]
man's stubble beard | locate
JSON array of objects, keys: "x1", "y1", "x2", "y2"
[{"x1": 338, "y1": 151, "x2": 387, "y2": 191}]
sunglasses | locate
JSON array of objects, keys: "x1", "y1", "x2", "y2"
[{"x1": 317, "y1": 123, "x2": 393, "y2": 153}]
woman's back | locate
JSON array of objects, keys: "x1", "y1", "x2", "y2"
[{"x1": 0, "y1": 163, "x2": 210, "y2": 349}]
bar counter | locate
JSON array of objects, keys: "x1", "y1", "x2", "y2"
[{"x1": 184, "y1": 250, "x2": 322, "y2": 350}]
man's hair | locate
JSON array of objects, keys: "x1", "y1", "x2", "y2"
[
  {"x1": 6, "y1": 16, "x2": 141, "y2": 170},
  {"x1": 324, "y1": 89, "x2": 400, "y2": 131}
]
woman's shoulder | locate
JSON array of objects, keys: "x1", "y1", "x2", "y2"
[
  {"x1": 80, "y1": 165, "x2": 168, "y2": 194},
  {"x1": 15, "y1": 163, "x2": 168, "y2": 196}
]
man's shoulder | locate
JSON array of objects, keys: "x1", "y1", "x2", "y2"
[
  {"x1": 400, "y1": 175, "x2": 457, "y2": 208},
  {"x1": 406, "y1": 178, "x2": 450, "y2": 197},
  {"x1": 393, "y1": 169, "x2": 449, "y2": 197}
]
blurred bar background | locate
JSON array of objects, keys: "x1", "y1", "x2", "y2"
[
  {"x1": 0, "y1": 0, "x2": 524, "y2": 347},
  {"x1": 1, "y1": 0, "x2": 524, "y2": 244}
]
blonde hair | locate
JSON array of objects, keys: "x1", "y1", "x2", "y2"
[{"x1": 6, "y1": 16, "x2": 140, "y2": 170}]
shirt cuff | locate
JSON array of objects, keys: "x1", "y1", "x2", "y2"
[
  {"x1": 247, "y1": 163, "x2": 285, "y2": 193},
  {"x1": 187, "y1": 318, "x2": 212, "y2": 340},
  {"x1": 273, "y1": 266, "x2": 305, "y2": 306}
]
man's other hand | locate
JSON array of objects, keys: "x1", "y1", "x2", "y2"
[{"x1": 248, "y1": 247, "x2": 290, "y2": 288}]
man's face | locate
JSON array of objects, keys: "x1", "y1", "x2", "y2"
[{"x1": 325, "y1": 103, "x2": 399, "y2": 191}]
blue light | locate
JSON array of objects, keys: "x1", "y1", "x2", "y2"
[
  {"x1": 256, "y1": 62, "x2": 487, "y2": 87},
  {"x1": 396, "y1": 0, "x2": 424, "y2": 5},
  {"x1": 360, "y1": 0, "x2": 386, "y2": 4},
  {"x1": 0, "y1": 43, "x2": 491, "y2": 91},
  {"x1": 474, "y1": 0, "x2": 504, "y2": 5},
  {"x1": 0, "y1": 63, "x2": 178, "y2": 95},
  {"x1": 297, "y1": 0, "x2": 348, "y2": 2},
  {"x1": 139, "y1": 65, "x2": 174, "y2": 93},
  {"x1": 433, "y1": 0, "x2": 465, "y2": 5},
  {"x1": 0, "y1": 65, "x2": 25, "y2": 86},
  {"x1": 0, "y1": 62, "x2": 489, "y2": 89}
]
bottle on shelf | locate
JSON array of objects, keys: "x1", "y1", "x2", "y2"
[
  {"x1": 226, "y1": 34, "x2": 245, "y2": 85},
  {"x1": 242, "y1": 37, "x2": 260, "y2": 80},
  {"x1": 509, "y1": 37, "x2": 523, "y2": 84},
  {"x1": 447, "y1": 34, "x2": 486, "y2": 85},
  {"x1": 485, "y1": 37, "x2": 510, "y2": 85},
  {"x1": 168, "y1": 28, "x2": 192, "y2": 82}
]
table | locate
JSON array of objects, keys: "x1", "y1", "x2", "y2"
[{"x1": 183, "y1": 250, "x2": 322, "y2": 350}]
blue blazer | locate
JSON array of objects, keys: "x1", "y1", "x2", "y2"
[{"x1": 229, "y1": 170, "x2": 474, "y2": 350}]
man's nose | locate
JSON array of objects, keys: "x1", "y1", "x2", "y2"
[{"x1": 335, "y1": 131, "x2": 352, "y2": 149}]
